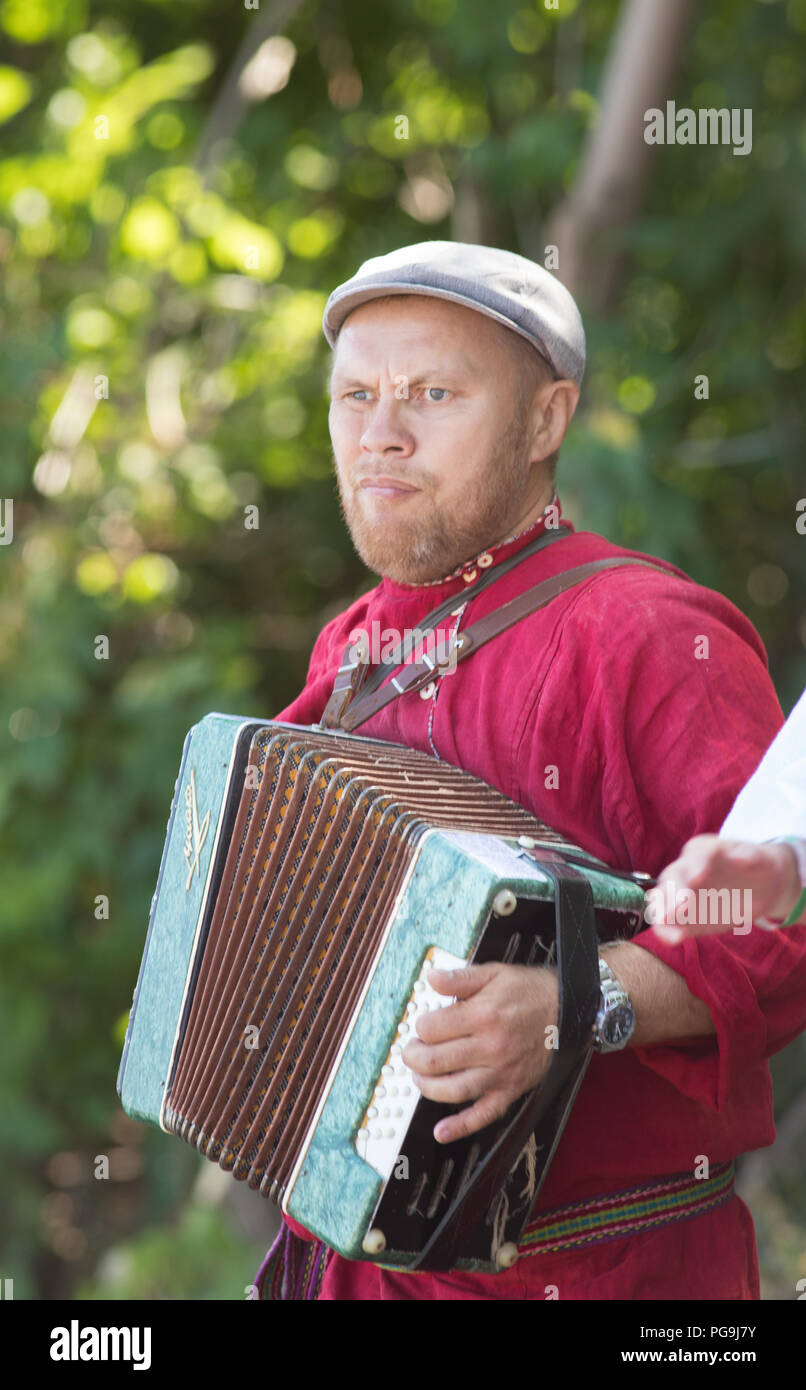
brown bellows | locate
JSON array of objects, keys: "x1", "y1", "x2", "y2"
[{"x1": 163, "y1": 726, "x2": 567, "y2": 1203}]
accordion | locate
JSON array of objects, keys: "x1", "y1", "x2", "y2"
[{"x1": 117, "y1": 713, "x2": 647, "y2": 1273}]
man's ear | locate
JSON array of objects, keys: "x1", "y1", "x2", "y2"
[{"x1": 532, "y1": 378, "x2": 579, "y2": 455}]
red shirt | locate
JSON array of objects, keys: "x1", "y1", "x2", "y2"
[{"x1": 270, "y1": 501, "x2": 806, "y2": 1300}]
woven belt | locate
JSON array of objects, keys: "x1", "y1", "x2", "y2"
[
  {"x1": 518, "y1": 1160, "x2": 735, "y2": 1257},
  {"x1": 259, "y1": 1163, "x2": 736, "y2": 1294}
]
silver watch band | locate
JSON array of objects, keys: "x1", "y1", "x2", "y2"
[{"x1": 593, "y1": 955, "x2": 635, "y2": 1052}]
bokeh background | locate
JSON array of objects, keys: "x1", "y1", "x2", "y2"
[{"x1": 1, "y1": 0, "x2": 805, "y2": 1300}]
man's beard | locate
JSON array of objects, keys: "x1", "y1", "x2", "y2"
[{"x1": 334, "y1": 412, "x2": 534, "y2": 585}]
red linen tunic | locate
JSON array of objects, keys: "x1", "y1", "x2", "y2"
[{"x1": 268, "y1": 501, "x2": 806, "y2": 1300}]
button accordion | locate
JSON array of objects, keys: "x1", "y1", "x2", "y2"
[{"x1": 117, "y1": 713, "x2": 647, "y2": 1273}]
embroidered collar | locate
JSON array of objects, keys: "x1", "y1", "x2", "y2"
[{"x1": 384, "y1": 492, "x2": 562, "y2": 592}]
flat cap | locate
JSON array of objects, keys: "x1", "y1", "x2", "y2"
[{"x1": 322, "y1": 239, "x2": 586, "y2": 387}]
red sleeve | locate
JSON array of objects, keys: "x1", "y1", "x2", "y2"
[
  {"x1": 633, "y1": 920, "x2": 806, "y2": 1111},
  {"x1": 517, "y1": 565, "x2": 806, "y2": 1114}
]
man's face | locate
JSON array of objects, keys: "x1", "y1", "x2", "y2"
[{"x1": 327, "y1": 296, "x2": 559, "y2": 585}]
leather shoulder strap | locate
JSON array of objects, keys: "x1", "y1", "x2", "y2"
[
  {"x1": 324, "y1": 555, "x2": 678, "y2": 733},
  {"x1": 319, "y1": 526, "x2": 574, "y2": 730}
]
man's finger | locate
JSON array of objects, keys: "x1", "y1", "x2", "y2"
[
  {"x1": 432, "y1": 1090, "x2": 509, "y2": 1144},
  {"x1": 651, "y1": 923, "x2": 684, "y2": 944},
  {"x1": 426, "y1": 962, "x2": 496, "y2": 999},
  {"x1": 402, "y1": 1034, "x2": 480, "y2": 1077},
  {"x1": 410, "y1": 1066, "x2": 489, "y2": 1108}
]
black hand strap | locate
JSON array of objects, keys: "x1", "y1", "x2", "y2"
[{"x1": 411, "y1": 857, "x2": 601, "y2": 1272}]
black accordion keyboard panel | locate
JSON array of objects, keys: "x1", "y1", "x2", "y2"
[{"x1": 163, "y1": 726, "x2": 576, "y2": 1205}]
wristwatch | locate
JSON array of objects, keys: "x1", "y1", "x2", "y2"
[{"x1": 592, "y1": 956, "x2": 636, "y2": 1053}]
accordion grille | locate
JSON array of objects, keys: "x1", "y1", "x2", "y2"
[{"x1": 163, "y1": 726, "x2": 571, "y2": 1200}]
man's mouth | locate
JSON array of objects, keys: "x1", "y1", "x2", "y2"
[{"x1": 358, "y1": 476, "x2": 421, "y2": 498}]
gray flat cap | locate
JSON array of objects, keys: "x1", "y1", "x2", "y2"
[{"x1": 322, "y1": 240, "x2": 586, "y2": 387}]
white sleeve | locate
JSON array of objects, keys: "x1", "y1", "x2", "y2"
[{"x1": 719, "y1": 687, "x2": 806, "y2": 842}]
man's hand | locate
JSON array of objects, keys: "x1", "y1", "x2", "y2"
[
  {"x1": 400, "y1": 961, "x2": 558, "y2": 1144},
  {"x1": 649, "y1": 834, "x2": 804, "y2": 943}
]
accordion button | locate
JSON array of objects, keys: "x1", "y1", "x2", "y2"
[
  {"x1": 375, "y1": 1087, "x2": 386, "y2": 1099},
  {"x1": 358, "y1": 1128, "x2": 369, "y2": 1140},
  {"x1": 462, "y1": 569, "x2": 478, "y2": 583},
  {"x1": 518, "y1": 835, "x2": 537, "y2": 848},
  {"x1": 362, "y1": 1229, "x2": 386, "y2": 1256},
  {"x1": 419, "y1": 682, "x2": 436, "y2": 700},
  {"x1": 368, "y1": 1106, "x2": 378, "y2": 1119},
  {"x1": 496, "y1": 1242, "x2": 520, "y2": 1270},
  {"x1": 478, "y1": 553, "x2": 493, "y2": 568}
]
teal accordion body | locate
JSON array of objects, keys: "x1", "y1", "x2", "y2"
[{"x1": 117, "y1": 713, "x2": 646, "y2": 1272}]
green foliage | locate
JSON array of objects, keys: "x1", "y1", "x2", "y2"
[
  {"x1": 1, "y1": 0, "x2": 805, "y2": 1299},
  {"x1": 77, "y1": 1201, "x2": 263, "y2": 1302}
]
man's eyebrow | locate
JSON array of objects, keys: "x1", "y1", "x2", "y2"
[{"x1": 329, "y1": 365, "x2": 474, "y2": 390}]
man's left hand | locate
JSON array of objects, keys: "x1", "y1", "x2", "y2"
[{"x1": 400, "y1": 962, "x2": 559, "y2": 1144}]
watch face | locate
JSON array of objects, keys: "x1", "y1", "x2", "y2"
[{"x1": 603, "y1": 1003, "x2": 635, "y2": 1047}]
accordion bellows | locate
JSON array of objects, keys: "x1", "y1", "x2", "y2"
[{"x1": 118, "y1": 714, "x2": 645, "y2": 1271}]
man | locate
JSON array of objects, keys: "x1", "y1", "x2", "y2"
[{"x1": 255, "y1": 241, "x2": 806, "y2": 1300}]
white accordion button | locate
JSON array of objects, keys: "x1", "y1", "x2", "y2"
[
  {"x1": 354, "y1": 945, "x2": 466, "y2": 1181},
  {"x1": 362, "y1": 1228, "x2": 386, "y2": 1255}
]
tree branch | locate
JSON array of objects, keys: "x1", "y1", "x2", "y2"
[
  {"x1": 194, "y1": 0, "x2": 308, "y2": 181},
  {"x1": 546, "y1": 0, "x2": 695, "y2": 311}
]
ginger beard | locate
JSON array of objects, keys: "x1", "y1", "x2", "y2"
[{"x1": 333, "y1": 403, "x2": 536, "y2": 586}]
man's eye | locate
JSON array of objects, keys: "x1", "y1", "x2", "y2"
[
  {"x1": 424, "y1": 387, "x2": 448, "y2": 401},
  {"x1": 346, "y1": 390, "x2": 369, "y2": 401}
]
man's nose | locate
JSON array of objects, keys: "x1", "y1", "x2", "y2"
[{"x1": 359, "y1": 393, "x2": 414, "y2": 456}]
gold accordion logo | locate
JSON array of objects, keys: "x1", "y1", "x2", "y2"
[{"x1": 183, "y1": 768, "x2": 211, "y2": 892}]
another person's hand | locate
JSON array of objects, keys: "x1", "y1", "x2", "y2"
[
  {"x1": 648, "y1": 834, "x2": 805, "y2": 944},
  {"x1": 400, "y1": 962, "x2": 558, "y2": 1143}
]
